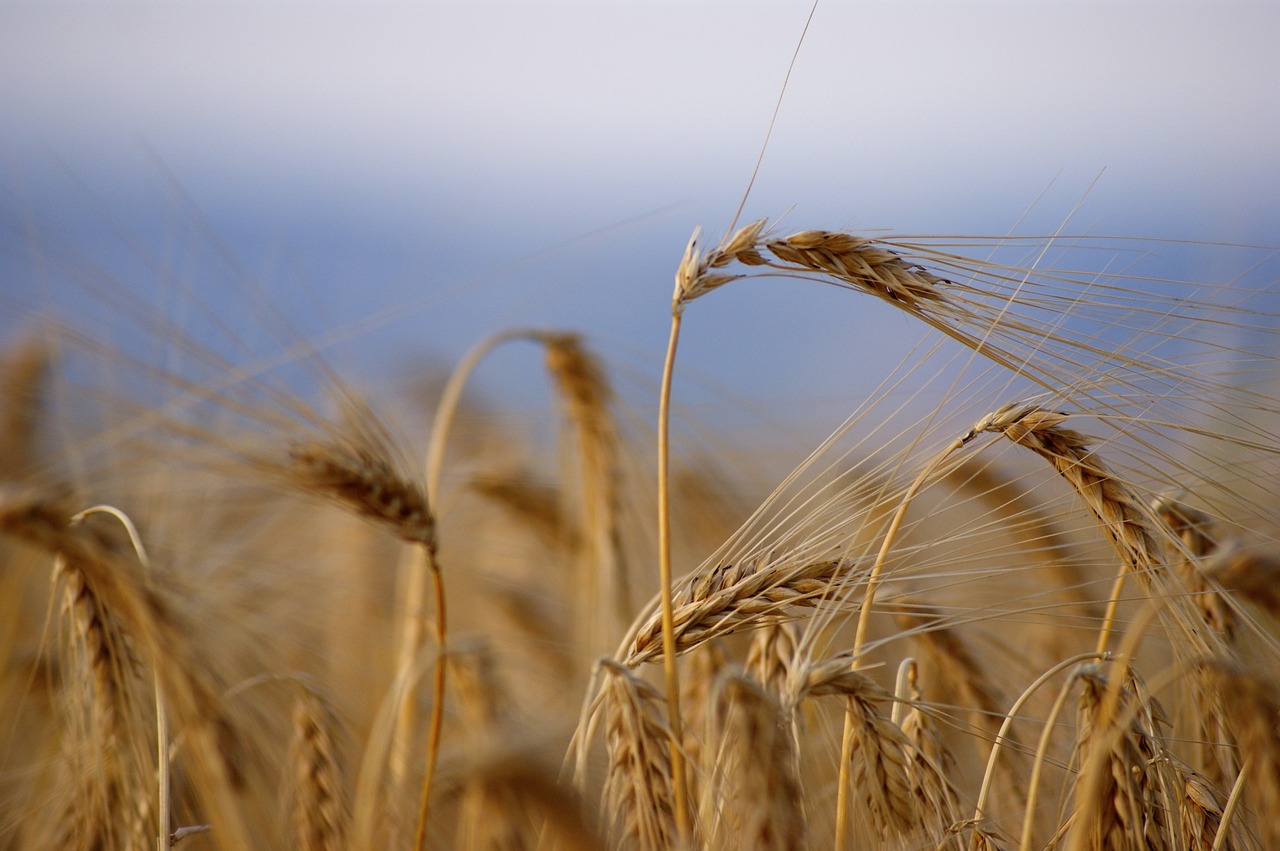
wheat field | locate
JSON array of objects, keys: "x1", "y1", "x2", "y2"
[
  {"x1": 3, "y1": 209, "x2": 1280, "y2": 851},
  {"x1": 4, "y1": 5, "x2": 1280, "y2": 850}
]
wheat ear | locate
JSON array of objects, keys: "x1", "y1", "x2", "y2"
[
  {"x1": 623, "y1": 555, "x2": 853, "y2": 666},
  {"x1": 709, "y1": 674, "x2": 804, "y2": 851},
  {"x1": 544, "y1": 332, "x2": 630, "y2": 658},
  {"x1": 791, "y1": 655, "x2": 954, "y2": 844},
  {"x1": 598, "y1": 659, "x2": 679, "y2": 851},
  {"x1": 289, "y1": 687, "x2": 348, "y2": 851},
  {"x1": 968, "y1": 402, "x2": 1168, "y2": 654},
  {"x1": 1, "y1": 489, "x2": 253, "y2": 851}
]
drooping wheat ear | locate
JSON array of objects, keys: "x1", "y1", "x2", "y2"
[
  {"x1": 598, "y1": 659, "x2": 679, "y2": 851},
  {"x1": 0, "y1": 488, "x2": 254, "y2": 851},
  {"x1": 0, "y1": 337, "x2": 48, "y2": 479},
  {"x1": 1152, "y1": 495, "x2": 1236, "y2": 638},
  {"x1": 660, "y1": 218, "x2": 771, "y2": 837},
  {"x1": 286, "y1": 437, "x2": 435, "y2": 547},
  {"x1": 288, "y1": 687, "x2": 348, "y2": 851},
  {"x1": 970, "y1": 403, "x2": 1164, "y2": 584},
  {"x1": 790, "y1": 654, "x2": 953, "y2": 843},
  {"x1": 945, "y1": 459, "x2": 1101, "y2": 622},
  {"x1": 624, "y1": 555, "x2": 856, "y2": 666},
  {"x1": 1200, "y1": 544, "x2": 1280, "y2": 635},
  {"x1": 745, "y1": 622, "x2": 801, "y2": 699},
  {"x1": 708, "y1": 674, "x2": 804, "y2": 851},
  {"x1": 1199, "y1": 660, "x2": 1280, "y2": 849},
  {"x1": 543, "y1": 332, "x2": 631, "y2": 656},
  {"x1": 969, "y1": 402, "x2": 1172, "y2": 654},
  {"x1": 1067, "y1": 664, "x2": 1178, "y2": 851}
]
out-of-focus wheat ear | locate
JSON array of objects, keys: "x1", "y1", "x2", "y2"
[
  {"x1": 47, "y1": 550, "x2": 148, "y2": 851},
  {"x1": 745, "y1": 622, "x2": 800, "y2": 699},
  {"x1": 445, "y1": 746, "x2": 604, "y2": 851},
  {"x1": 285, "y1": 436, "x2": 435, "y2": 548},
  {"x1": 946, "y1": 459, "x2": 1101, "y2": 624},
  {"x1": 0, "y1": 337, "x2": 49, "y2": 480},
  {"x1": 708, "y1": 674, "x2": 804, "y2": 851},
  {"x1": 288, "y1": 687, "x2": 348, "y2": 851},
  {"x1": 1201, "y1": 544, "x2": 1280, "y2": 634},
  {"x1": 624, "y1": 555, "x2": 855, "y2": 666},
  {"x1": 0, "y1": 488, "x2": 254, "y2": 851},
  {"x1": 1199, "y1": 660, "x2": 1280, "y2": 849},
  {"x1": 791, "y1": 655, "x2": 950, "y2": 844},
  {"x1": 280, "y1": 412, "x2": 447, "y2": 850},
  {"x1": 1152, "y1": 495, "x2": 1236, "y2": 639},
  {"x1": 598, "y1": 659, "x2": 680, "y2": 851},
  {"x1": 1066, "y1": 664, "x2": 1179, "y2": 851},
  {"x1": 543, "y1": 333, "x2": 631, "y2": 658},
  {"x1": 449, "y1": 638, "x2": 507, "y2": 739},
  {"x1": 680, "y1": 639, "x2": 727, "y2": 816},
  {"x1": 449, "y1": 640, "x2": 525, "y2": 851}
]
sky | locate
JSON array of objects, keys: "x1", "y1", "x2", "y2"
[{"x1": 2, "y1": 0, "x2": 1278, "y2": 446}]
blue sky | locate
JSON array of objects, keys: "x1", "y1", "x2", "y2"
[{"x1": 2, "y1": 0, "x2": 1278, "y2": 443}]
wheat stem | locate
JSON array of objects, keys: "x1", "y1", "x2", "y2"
[{"x1": 657, "y1": 307, "x2": 690, "y2": 840}]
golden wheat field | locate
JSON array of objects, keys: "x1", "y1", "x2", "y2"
[{"x1": 5, "y1": 4, "x2": 1280, "y2": 851}]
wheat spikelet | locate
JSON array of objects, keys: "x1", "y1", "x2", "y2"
[
  {"x1": 625, "y1": 554, "x2": 856, "y2": 666},
  {"x1": 708, "y1": 674, "x2": 804, "y2": 851},
  {"x1": 1179, "y1": 769, "x2": 1240, "y2": 851},
  {"x1": 288, "y1": 687, "x2": 348, "y2": 851},
  {"x1": 599, "y1": 659, "x2": 679, "y2": 851},
  {"x1": 673, "y1": 219, "x2": 768, "y2": 306}
]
